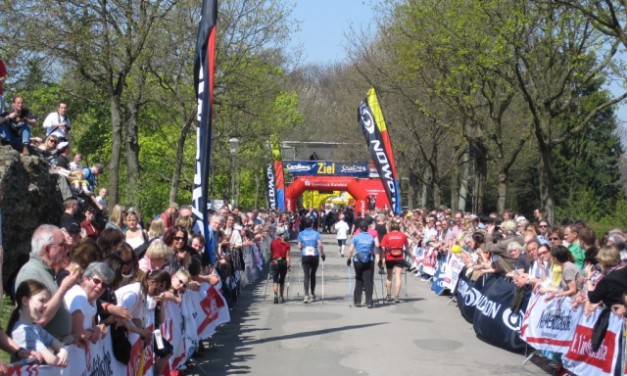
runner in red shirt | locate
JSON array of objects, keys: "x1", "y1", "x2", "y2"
[
  {"x1": 380, "y1": 221, "x2": 409, "y2": 303},
  {"x1": 270, "y1": 227, "x2": 291, "y2": 303}
]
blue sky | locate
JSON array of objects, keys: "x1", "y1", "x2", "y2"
[{"x1": 288, "y1": 0, "x2": 375, "y2": 65}]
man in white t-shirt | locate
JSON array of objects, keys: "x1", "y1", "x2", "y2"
[
  {"x1": 335, "y1": 214, "x2": 350, "y2": 257},
  {"x1": 43, "y1": 102, "x2": 71, "y2": 140}
]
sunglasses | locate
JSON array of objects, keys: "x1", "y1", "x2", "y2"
[
  {"x1": 122, "y1": 259, "x2": 134, "y2": 266},
  {"x1": 173, "y1": 236, "x2": 185, "y2": 242},
  {"x1": 174, "y1": 275, "x2": 187, "y2": 289},
  {"x1": 539, "y1": 225, "x2": 548, "y2": 228},
  {"x1": 91, "y1": 277, "x2": 108, "y2": 288},
  {"x1": 48, "y1": 139, "x2": 58, "y2": 144},
  {"x1": 549, "y1": 237, "x2": 560, "y2": 241}
]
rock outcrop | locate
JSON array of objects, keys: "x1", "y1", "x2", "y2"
[{"x1": 0, "y1": 145, "x2": 64, "y2": 294}]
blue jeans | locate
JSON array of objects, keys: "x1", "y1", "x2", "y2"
[{"x1": 0, "y1": 122, "x2": 30, "y2": 150}]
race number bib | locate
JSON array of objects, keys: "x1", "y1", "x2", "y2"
[{"x1": 304, "y1": 246, "x2": 316, "y2": 256}]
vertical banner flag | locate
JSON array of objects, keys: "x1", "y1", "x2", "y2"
[
  {"x1": 192, "y1": 0, "x2": 218, "y2": 254},
  {"x1": 357, "y1": 88, "x2": 401, "y2": 214},
  {"x1": 265, "y1": 163, "x2": 277, "y2": 210},
  {"x1": 268, "y1": 138, "x2": 286, "y2": 211}
]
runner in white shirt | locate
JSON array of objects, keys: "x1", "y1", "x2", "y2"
[{"x1": 335, "y1": 214, "x2": 350, "y2": 257}]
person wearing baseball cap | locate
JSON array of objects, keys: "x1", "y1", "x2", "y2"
[{"x1": 270, "y1": 227, "x2": 291, "y2": 303}]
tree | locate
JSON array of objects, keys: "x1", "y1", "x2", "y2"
[{"x1": 501, "y1": 2, "x2": 627, "y2": 223}]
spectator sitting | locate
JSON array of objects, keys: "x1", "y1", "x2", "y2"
[
  {"x1": 55, "y1": 142, "x2": 71, "y2": 170},
  {"x1": 94, "y1": 187, "x2": 107, "y2": 210},
  {"x1": 37, "y1": 135, "x2": 60, "y2": 166},
  {"x1": 82, "y1": 163, "x2": 104, "y2": 193},
  {"x1": 7, "y1": 280, "x2": 68, "y2": 366},
  {"x1": 68, "y1": 152, "x2": 83, "y2": 171},
  {"x1": 0, "y1": 95, "x2": 36, "y2": 156},
  {"x1": 42, "y1": 102, "x2": 70, "y2": 141}
]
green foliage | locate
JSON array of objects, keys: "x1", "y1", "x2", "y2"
[{"x1": 555, "y1": 187, "x2": 605, "y2": 223}]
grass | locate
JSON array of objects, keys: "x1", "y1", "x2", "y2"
[{"x1": 1, "y1": 295, "x2": 13, "y2": 364}]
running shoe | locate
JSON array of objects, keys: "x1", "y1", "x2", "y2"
[{"x1": 273, "y1": 296, "x2": 279, "y2": 304}]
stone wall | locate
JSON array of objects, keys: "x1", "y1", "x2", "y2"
[{"x1": 0, "y1": 145, "x2": 64, "y2": 294}]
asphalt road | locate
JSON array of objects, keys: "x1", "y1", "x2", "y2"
[{"x1": 191, "y1": 233, "x2": 551, "y2": 376}]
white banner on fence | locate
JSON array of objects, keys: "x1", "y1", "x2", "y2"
[
  {"x1": 520, "y1": 293, "x2": 583, "y2": 353},
  {"x1": 442, "y1": 253, "x2": 464, "y2": 291},
  {"x1": 561, "y1": 308, "x2": 623, "y2": 376},
  {"x1": 7, "y1": 282, "x2": 229, "y2": 375}
]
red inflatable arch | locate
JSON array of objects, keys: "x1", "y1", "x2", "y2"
[{"x1": 285, "y1": 176, "x2": 369, "y2": 216}]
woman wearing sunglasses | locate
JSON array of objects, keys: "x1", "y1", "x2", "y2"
[{"x1": 63, "y1": 262, "x2": 114, "y2": 348}]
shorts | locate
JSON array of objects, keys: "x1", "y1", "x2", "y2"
[
  {"x1": 385, "y1": 260, "x2": 404, "y2": 270},
  {"x1": 337, "y1": 239, "x2": 346, "y2": 246}
]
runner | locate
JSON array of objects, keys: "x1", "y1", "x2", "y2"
[
  {"x1": 347, "y1": 220, "x2": 376, "y2": 308},
  {"x1": 297, "y1": 217, "x2": 325, "y2": 303},
  {"x1": 270, "y1": 227, "x2": 291, "y2": 303},
  {"x1": 334, "y1": 214, "x2": 350, "y2": 257},
  {"x1": 381, "y1": 220, "x2": 409, "y2": 303}
]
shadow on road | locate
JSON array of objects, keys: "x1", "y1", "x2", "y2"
[{"x1": 244, "y1": 322, "x2": 387, "y2": 346}]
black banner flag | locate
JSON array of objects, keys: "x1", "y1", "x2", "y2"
[{"x1": 192, "y1": 0, "x2": 218, "y2": 262}]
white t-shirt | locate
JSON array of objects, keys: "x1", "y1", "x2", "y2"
[
  {"x1": 43, "y1": 111, "x2": 71, "y2": 138},
  {"x1": 115, "y1": 282, "x2": 156, "y2": 321},
  {"x1": 335, "y1": 220, "x2": 350, "y2": 240},
  {"x1": 64, "y1": 284, "x2": 96, "y2": 330}
]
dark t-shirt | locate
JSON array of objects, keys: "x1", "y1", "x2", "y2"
[
  {"x1": 374, "y1": 223, "x2": 387, "y2": 243},
  {"x1": 588, "y1": 266, "x2": 627, "y2": 307},
  {"x1": 514, "y1": 254, "x2": 531, "y2": 273},
  {"x1": 56, "y1": 154, "x2": 70, "y2": 169}
]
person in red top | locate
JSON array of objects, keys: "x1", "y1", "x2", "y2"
[
  {"x1": 380, "y1": 221, "x2": 409, "y2": 303},
  {"x1": 270, "y1": 227, "x2": 291, "y2": 303}
]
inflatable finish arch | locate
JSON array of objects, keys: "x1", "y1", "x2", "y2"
[{"x1": 285, "y1": 176, "x2": 369, "y2": 216}]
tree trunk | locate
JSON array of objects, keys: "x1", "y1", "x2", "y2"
[
  {"x1": 124, "y1": 107, "x2": 141, "y2": 206},
  {"x1": 406, "y1": 182, "x2": 414, "y2": 210},
  {"x1": 108, "y1": 97, "x2": 123, "y2": 207},
  {"x1": 471, "y1": 142, "x2": 487, "y2": 214},
  {"x1": 254, "y1": 171, "x2": 260, "y2": 209},
  {"x1": 458, "y1": 147, "x2": 470, "y2": 212},
  {"x1": 169, "y1": 118, "x2": 194, "y2": 204},
  {"x1": 497, "y1": 171, "x2": 508, "y2": 216},
  {"x1": 449, "y1": 159, "x2": 459, "y2": 212},
  {"x1": 539, "y1": 145, "x2": 556, "y2": 224},
  {"x1": 421, "y1": 169, "x2": 429, "y2": 208}
]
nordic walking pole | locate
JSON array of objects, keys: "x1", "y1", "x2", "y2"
[
  {"x1": 379, "y1": 267, "x2": 386, "y2": 304},
  {"x1": 405, "y1": 268, "x2": 408, "y2": 298},
  {"x1": 286, "y1": 269, "x2": 291, "y2": 301},
  {"x1": 348, "y1": 265, "x2": 353, "y2": 307},
  {"x1": 263, "y1": 269, "x2": 271, "y2": 299},
  {"x1": 321, "y1": 260, "x2": 325, "y2": 303}
]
